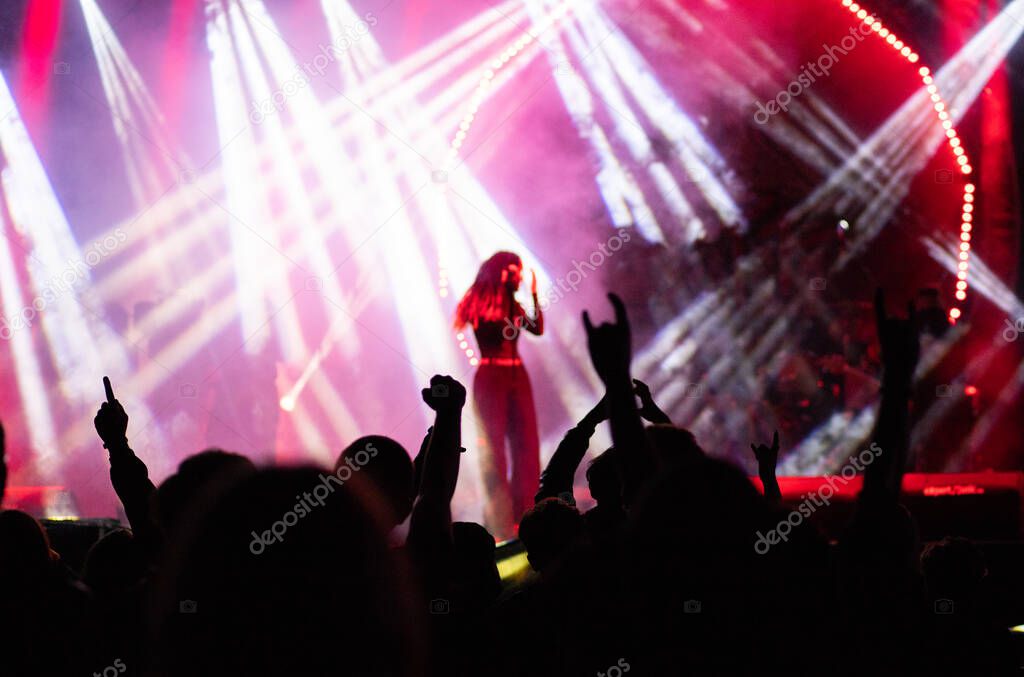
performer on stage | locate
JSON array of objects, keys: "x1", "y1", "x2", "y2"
[{"x1": 455, "y1": 252, "x2": 543, "y2": 539}]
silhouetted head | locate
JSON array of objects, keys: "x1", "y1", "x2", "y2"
[
  {"x1": 155, "y1": 466, "x2": 423, "y2": 676},
  {"x1": 157, "y1": 448, "x2": 256, "y2": 536},
  {"x1": 454, "y1": 251, "x2": 523, "y2": 329},
  {"x1": 0, "y1": 510, "x2": 52, "y2": 576},
  {"x1": 83, "y1": 529, "x2": 147, "y2": 595},
  {"x1": 518, "y1": 498, "x2": 584, "y2": 574},
  {"x1": 920, "y1": 536, "x2": 986, "y2": 600},
  {"x1": 586, "y1": 448, "x2": 623, "y2": 507},
  {"x1": 841, "y1": 500, "x2": 919, "y2": 573},
  {"x1": 452, "y1": 521, "x2": 501, "y2": 610},
  {"x1": 335, "y1": 435, "x2": 413, "y2": 529},
  {"x1": 647, "y1": 424, "x2": 705, "y2": 468}
]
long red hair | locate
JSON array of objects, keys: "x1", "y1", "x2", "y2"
[{"x1": 454, "y1": 252, "x2": 523, "y2": 329}]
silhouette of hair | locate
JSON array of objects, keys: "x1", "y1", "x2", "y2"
[
  {"x1": 83, "y1": 529, "x2": 146, "y2": 595},
  {"x1": 646, "y1": 424, "x2": 706, "y2": 467},
  {"x1": 452, "y1": 521, "x2": 502, "y2": 609},
  {"x1": 154, "y1": 466, "x2": 424, "y2": 676},
  {"x1": 920, "y1": 535, "x2": 986, "y2": 597},
  {"x1": 0, "y1": 510, "x2": 51, "y2": 574},
  {"x1": 454, "y1": 251, "x2": 523, "y2": 329},
  {"x1": 586, "y1": 448, "x2": 622, "y2": 506},
  {"x1": 336, "y1": 435, "x2": 414, "y2": 529},
  {"x1": 157, "y1": 448, "x2": 256, "y2": 536},
  {"x1": 518, "y1": 498, "x2": 584, "y2": 573}
]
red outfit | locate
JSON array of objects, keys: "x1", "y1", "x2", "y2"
[{"x1": 471, "y1": 313, "x2": 540, "y2": 539}]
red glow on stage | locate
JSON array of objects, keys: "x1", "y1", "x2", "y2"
[
  {"x1": 160, "y1": 0, "x2": 198, "y2": 135},
  {"x1": 16, "y1": 0, "x2": 62, "y2": 142}
]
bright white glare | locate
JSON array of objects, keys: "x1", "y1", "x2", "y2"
[
  {"x1": 523, "y1": 0, "x2": 746, "y2": 244},
  {"x1": 208, "y1": 0, "x2": 307, "y2": 360},
  {"x1": 81, "y1": 0, "x2": 187, "y2": 207}
]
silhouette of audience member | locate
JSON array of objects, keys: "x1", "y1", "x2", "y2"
[
  {"x1": 0, "y1": 509, "x2": 98, "y2": 675},
  {"x1": 335, "y1": 434, "x2": 414, "y2": 530},
  {"x1": 157, "y1": 448, "x2": 256, "y2": 541},
  {"x1": 518, "y1": 498, "x2": 584, "y2": 575},
  {"x1": 154, "y1": 466, "x2": 424, "y2": 676},
  {"x1": 1, "y1": 283, "x2": 1015, "y2": 677},
  {"x1": 919, "y1": 536, "x2": 1016, "y2": 674}
]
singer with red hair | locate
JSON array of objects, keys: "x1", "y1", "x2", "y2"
[{"x1": 455, "y1": 252, "x2": 543, "y2": 539}]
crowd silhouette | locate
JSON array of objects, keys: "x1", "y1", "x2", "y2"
[{"x1": 0, "y1": 289, "x2": 1018, "y2": 675}]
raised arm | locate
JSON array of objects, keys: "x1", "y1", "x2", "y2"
[
  {"x1": 94, "y1": 377, "x2": 157, "y2": 547},
  {"x1": 535, "y1": 395, "x2": 607, "y2": 504},
  {"x1": 407, "y1": 375, "x2": 466, "y2": 552},
  {"x1": 861, "y1": 290, "x2": 918, "y2": 504},
  {"x1": 523, "y1": 269, "x2": 544, "y2": 336},
  {"x1": 633, "y1": 379, "x2": 672, "y2": 425},
  {"x1": 751, "y1": 430, "x2": 782, "y2": 503},
  {"x1": 583, "y1": 293, "x2": 654, "y2": 507}
]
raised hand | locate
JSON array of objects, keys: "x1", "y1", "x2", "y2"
[
  {"x1": 751, "y1": 430, "x2": 781, "y2": 502},
  {"x1": 530, "y1": 268, "x2": 538, "y2": 295},
  {"x1": 633, "y1": 378, "x2": 671, "y2": 424},
  {"x1": 874, "y1": 289, "x2": 920, "y2": 389},
  {"x1": 583, "y1": 293, "x2": 632, "y2": 385},
  {"x1": 751, "y1": 430, "x2": 780, "y2": 473},
  {"x1": 94, "y1": 376, "x2": 129, "y2": 449},
  {"x1": 421, "y1": 374, "x2": 467, "y2": 413}
]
